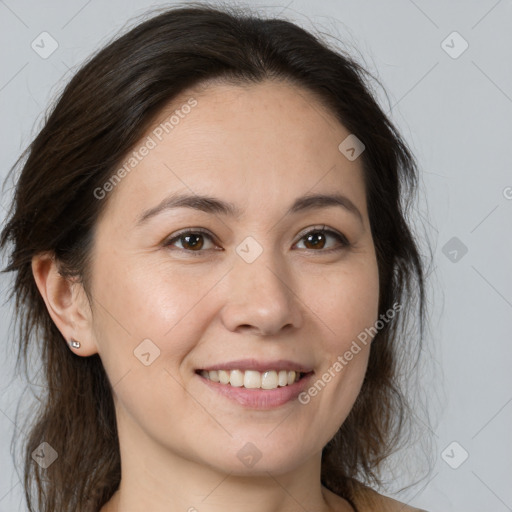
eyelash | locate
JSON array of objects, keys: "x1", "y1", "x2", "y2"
[{"x1": 163, "y1": 225, "x2": 350, "y2": 255}]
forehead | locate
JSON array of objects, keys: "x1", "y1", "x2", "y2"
[{"x1": 99, "y1": 80, "x2": 368, "y2": 226}]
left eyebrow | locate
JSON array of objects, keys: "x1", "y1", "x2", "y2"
[{"x1": 136, "y1": 191, "x2": 363, "y2": 226}]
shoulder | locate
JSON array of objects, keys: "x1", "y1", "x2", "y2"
[{"x1": 351, "y1": 484, "x2": 429, "y2": 512}]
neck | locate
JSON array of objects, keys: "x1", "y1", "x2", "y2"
[{"x1": 99, "y1": 417, "x2": 353, "y2": 512}]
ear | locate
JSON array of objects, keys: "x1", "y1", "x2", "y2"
[{"x1": 31, "y1": 252, "x2": 98, "y2": 356}]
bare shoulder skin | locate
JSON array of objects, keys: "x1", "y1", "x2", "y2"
[{"x1": 352, "y1": 485, "x2": 429, "y2": 512}]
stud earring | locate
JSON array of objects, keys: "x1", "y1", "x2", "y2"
[{"x1": 69, "y1": 339, "x2": 81, "y2": 349}]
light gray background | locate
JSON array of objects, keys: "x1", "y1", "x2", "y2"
[{"x1": 0, "y1": 1, "x2": 511, "y2": 511}]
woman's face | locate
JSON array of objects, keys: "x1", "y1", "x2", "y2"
[{"x1": 86, "y1": 80, "x2": 379, "y2": 476}]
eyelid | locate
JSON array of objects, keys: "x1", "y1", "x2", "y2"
[{"x1": 294, "y1": 224, "x2": 347, "y2": 243}]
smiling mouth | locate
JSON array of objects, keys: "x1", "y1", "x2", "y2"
[{"x1": 196, "y1": 369, "x2": 311, "y2": 390}]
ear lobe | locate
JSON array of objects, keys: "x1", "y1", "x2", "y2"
[{"x1": 31, "y1": 252, "x2": 98, "y2": 356}]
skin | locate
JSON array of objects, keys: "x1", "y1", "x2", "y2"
[{"x1": 32, "y1": 80, "x2": 389, "y2": 512}]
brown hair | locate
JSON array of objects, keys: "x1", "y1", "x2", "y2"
[{"x1": 1, "y1": 3, "x2": 430, "y2": 511}]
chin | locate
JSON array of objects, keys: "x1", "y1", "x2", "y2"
[{"x1": 194, "y1": 438, "x2": 316, "y2": 477}]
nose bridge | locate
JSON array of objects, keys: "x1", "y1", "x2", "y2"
[{"x1": 220, "y1": 238, "x2": 302, "y2": 335}]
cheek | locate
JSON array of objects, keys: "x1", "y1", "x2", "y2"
[
  {"x1": 304, "y1": 257, "x2": 380, "y2": 354},
  {"x1": 90, "y1": 254, "x2": 216, "y2": 374},
  {"x1": 297, "y1": 256, "x2": 379, "y2": 419}
]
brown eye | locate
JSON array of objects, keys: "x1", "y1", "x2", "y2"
[
  {"x1": 164, "y1": 229, "x2": 216, "y2": 252},
  {"x1": 303, "y1": 231, "x2": 327, "y2": 250},
  {"x1": 296, "y1": 228, "x2": 349, "y2": 252},
  {"x1": 179, "y1": 233, "x2": 204, "y2": 250}
]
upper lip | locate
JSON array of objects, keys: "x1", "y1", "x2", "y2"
[{"x1": 197, "y1": 359, "x2": 314, "y2": 373}]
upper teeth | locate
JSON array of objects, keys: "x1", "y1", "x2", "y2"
[{"x1": 200, "y1": 369, "x2": 301, "y2": 389}]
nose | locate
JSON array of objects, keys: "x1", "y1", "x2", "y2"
[{"x1": 220, "y1": 249, "x2": 303, "y2": 336}]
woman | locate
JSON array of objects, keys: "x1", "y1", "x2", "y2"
[{"x1": 1, "y1": 3, "x2": 431, "y2": 511}]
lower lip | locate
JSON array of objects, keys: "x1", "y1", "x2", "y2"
[{"x1": 197, "y1": 372, "x2": 314, "y2": 409}]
